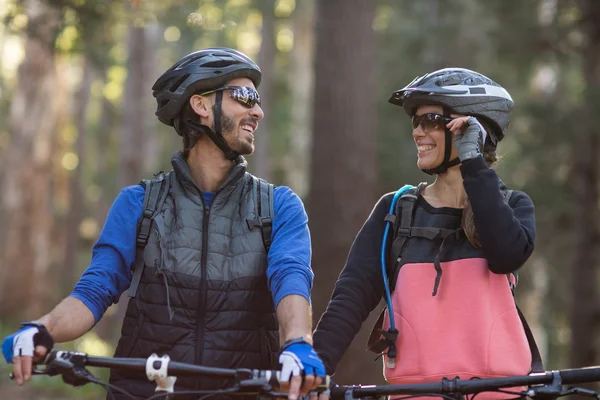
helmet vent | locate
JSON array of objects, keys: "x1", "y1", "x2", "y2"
[
  {"x1": 469, "y1": 87, "x2": 486, "y2": 94},
  {"x1": 177, "y1": 55, "x2": 203, "y2": 69},
  {"x1": 169, "y1": 74, "x2": 190, "y2": 92},
  {"x1": 202, "y1": 60, "x2": 232, "y2": 68}
]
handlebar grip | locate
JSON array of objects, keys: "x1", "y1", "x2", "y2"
[
  {"x1": 9, "y1": 369, "x2": 46, "y2": 380},
  {"x1": 330, "y1": 386, "x2": 349, "y2": 399},
  {"x1": 264, "y1": 370, "x2": 331, "y2": 391}
]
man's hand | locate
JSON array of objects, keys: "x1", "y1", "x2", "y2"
[
  {"x1": 2, "y1": 322, "x2": 54, "y2": 385},
  {"x1": 278, "y1": 338, "x2": 326, "y2": 400}
]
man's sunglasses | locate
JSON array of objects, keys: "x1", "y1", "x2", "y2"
[
  {"x1": 411, "y1": 113, "x2": 453, "y2": 133},
  {"x1": 199, "y1": 86, "x2": 261, "y2": 108}
]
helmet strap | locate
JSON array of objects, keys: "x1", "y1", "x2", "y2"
[
  {"x1": 421, "y1": 106, "x2": 460, "y2": 175},
  {"x1": 184, "y1": 91, "x2": 239, "y2": 161}
]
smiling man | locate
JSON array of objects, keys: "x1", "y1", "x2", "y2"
[{"x1": 2, "y1": 48, "x2": 325, "y2": 400}]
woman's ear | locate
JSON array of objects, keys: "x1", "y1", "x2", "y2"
[{"x1": 189, "y1": 94, "x2": 211, "y2": 118}]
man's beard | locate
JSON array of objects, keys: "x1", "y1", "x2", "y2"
[{"x1": 217, "y1": 109, "x2": 255, "y2": 156}]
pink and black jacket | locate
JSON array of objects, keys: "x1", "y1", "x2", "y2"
[{"x1": 313, "y1": 156, "x2": 536, "y2": 386}]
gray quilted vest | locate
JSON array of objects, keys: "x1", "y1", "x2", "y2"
[{"x1": 109, "y1": 152, "x2": 279, "y2": 399}]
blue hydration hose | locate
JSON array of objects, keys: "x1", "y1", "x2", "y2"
[{"x1": 380, "y1": 184, "x2": 414, "y2": 367}]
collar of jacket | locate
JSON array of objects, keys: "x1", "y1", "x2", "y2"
[{"x1": 170, "y1": 151, "x2": 248, "y2": 195}]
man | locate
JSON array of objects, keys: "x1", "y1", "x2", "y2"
[{"x1": 2, "y1": 48, "x2": 325, "y2": 400}]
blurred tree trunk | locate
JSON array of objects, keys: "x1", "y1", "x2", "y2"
[
  {"x1": 0, "y1": 0, "x2": 62, "y2": 319},
  {"x1": 91, "y1": 68, "x2": 119, "y2": 343},
  {"x1": 98, "y1": 20, "x2": 156, "y2": 343},
  {"x1": 287, "y1": 0, "x2": 315, "y2": 196},
  {"x1": 62, "y1": 57, "x2": 94, "y2": 291},
  {"x1": 95, "y1": 69, "x2": 118, "y2": 223},
  {"x1": 253, "y1": 0, "x2": 276, "y2": 180},
  {"x1": 142, "y1": 22, "x2": 161, "y2": 174},
  {"x1": 308, "y1": 0, "x2": 380, "y2": 384},
  {"x1": 423, "y1": 0, "x2": 441, "y2": 70},
  {"x1": 120, "y1": 22, "x2": 152, "y2": 187},
  {"x1": 569, "y1": 0, "x2": 600, "y2": 372}
]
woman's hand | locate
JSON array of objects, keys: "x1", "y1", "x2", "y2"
[{"x1": 447, "y1": 116, "x2": 487, "y2": 161}]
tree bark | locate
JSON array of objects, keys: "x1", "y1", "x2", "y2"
[
  {"x1": 94, "y1": 68, "x2": 118, "y2": 223},
  {"x1": 90, "y1": 68, "x2": 118, "y2": 343},
  {"x1": 141, "y1": 22, "x2": 162, "y2": 174},
  {"x1": 62, "y1": 57, "x2": 94, "y2": 292},
  {"x1": 308, "y1": 0, "x2": 380, "y2": 384},
  {"x1": 99, "y1": 20, "x2": 157, "y2": 343},
  {"x1": 569, "y1": 0, "x2": 600, "y2": 373},
  {"x1": 0, "y1": 0, "x2": 62, "y2": 319},
  {"x1": 287, "y1": 0, "x2": 315, "y2": 197},
  {"x1": 252, "y1": 0, "x2": 276, "y2": 181},
  {"x1": 120, "y1": 22, "x2": 153, "y2": 187}
]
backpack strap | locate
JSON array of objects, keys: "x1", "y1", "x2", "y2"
[
  {"x1": 245, "y1": 177, "x2": 274, "y2": 252},
  {"x1": 128, "y1": 172, "x2": 171, "y2": 298},
  {"x1": 387, "y1": 188, "x2": 419, "y2": 271},
  {"x1": 388, "y1": 183, "x2": 455, "y2": 289},
  {"x1": 367, "y1": 308, "x2": 395, "y2": 354},
  {"x1": 502, "y1": 189, "x2": 518, "y2": 293},
  {"x1": 517, "y1": 304, "x2": 544, "y2": 373},
  {"x1": 501, "y1": 187, "x2": 543, "y2": 372}
]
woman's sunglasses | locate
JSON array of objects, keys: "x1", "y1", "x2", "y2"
[
  {"x1": 411, "y1": 113, "x2": 453, "y2": 133},
  {"x1": 199, "y1": 86, "x2": 261, "y2": 108}
]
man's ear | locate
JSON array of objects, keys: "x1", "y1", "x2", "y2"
[{"x1": 189, "y1": 94, "x2": 211, "y2": 118}]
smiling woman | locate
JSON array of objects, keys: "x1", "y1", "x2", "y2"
[{"x1": 313, "y1": 68, "x2": 541, "y2": 399}]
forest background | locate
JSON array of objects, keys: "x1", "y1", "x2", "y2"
[{"x1": 1, "y1": 0, "x2": 599, "y2": 398}]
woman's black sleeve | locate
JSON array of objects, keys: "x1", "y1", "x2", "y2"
[
  {"x1": 312, "y1": 194, "x2": 391, "y2": 375},
  {"x1": 461, "y1": 156, "x2": 536, "y2": 274}
]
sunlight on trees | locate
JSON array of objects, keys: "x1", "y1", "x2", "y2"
[
  {"x1": 105, "y1": 65, "x2": 127, "y2": 103},
  {"x1": 61, "y1": 124, "x2": 78, "y2": 145},
  {"x1": 56, "y1": 25, "x2": 79, "y2": 52},
  {"x1": 163, "y1": 25, "x2": 181, "y2": 42},
  {"x1": 373, "y1": 4, "x2": 393, "y2": 31},
  {"x1": 275, "y1": 0, "x2": 295, "y2": 17},
  {"x1": 61, "y1": 152, "x2": 80, "y2": 171},
  {"x1": 76, "y1": 332, "x2": 112, "y2": 357},
  {"x1": 1, "y1": 36, "x2": 24, "y2": 82},
  {"x1": 236, "y1": 11, "x2": 262, "y2": 56},
  {"x1": 79, "y1": 217, "x2": 99, "y2": 240},
  {"x1": 197, "y1": 3, "x2": 224, "y2": 30},
  {"x1": 276, "y1": 27, "x2": 293, "y2": 52}
]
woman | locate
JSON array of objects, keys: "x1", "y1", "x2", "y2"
[{"x1": 313, "y1": 68, "x2": 539, "y2": 399}]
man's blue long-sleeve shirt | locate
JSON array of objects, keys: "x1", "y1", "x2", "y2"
[{"x1": 71, "y1": 184, "x2": 313, "y2": 324}]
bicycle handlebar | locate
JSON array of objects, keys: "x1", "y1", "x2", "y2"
[
  {"x1": 10, "y1": 349, "x2": 330, "y2": 397},
  {"x1": 10, "y1": 349, "x2": 600, "y2": 399},
  {"x1": 331, "y1": 366, "x2": 600, "y2": 399}
]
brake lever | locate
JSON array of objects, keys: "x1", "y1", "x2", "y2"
[
  {"x1": 526, "y1": 371, "x2": 562, "y2": 399},
  {"x1": 238, "y1": 377, "x2": 275, "y2": 393},
  {"x1": 562, "y1": 387, "x2": 600, "y2": 399},
  {"x1": 10, "y1": 352, "x2": 95, "y2": 388}
]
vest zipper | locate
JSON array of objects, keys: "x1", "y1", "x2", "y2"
[
  {"x1": 196, "y1": 205, "x2": 210, "y2": 366},
  {"x1": 194, "y1": 167, "x2": 245, "y2": 369}
]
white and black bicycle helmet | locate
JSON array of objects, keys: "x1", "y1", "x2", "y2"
[
  {"x1": 389, "y1": 68, "x2": 514, "y2": 174},
  {"x1": 152, "y1": 48, "x2": 261, "y2": 159}
]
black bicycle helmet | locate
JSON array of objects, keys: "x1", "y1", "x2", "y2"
[
  {"x1": 151, "y1": 48, "x2": 261, "y2": 160},
  {"x1": 153, "y1": 47, "x2": 261, "y2": 128},
  {"x1": 389, "y1": 68, "x2": 513, "y2": 174}
]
